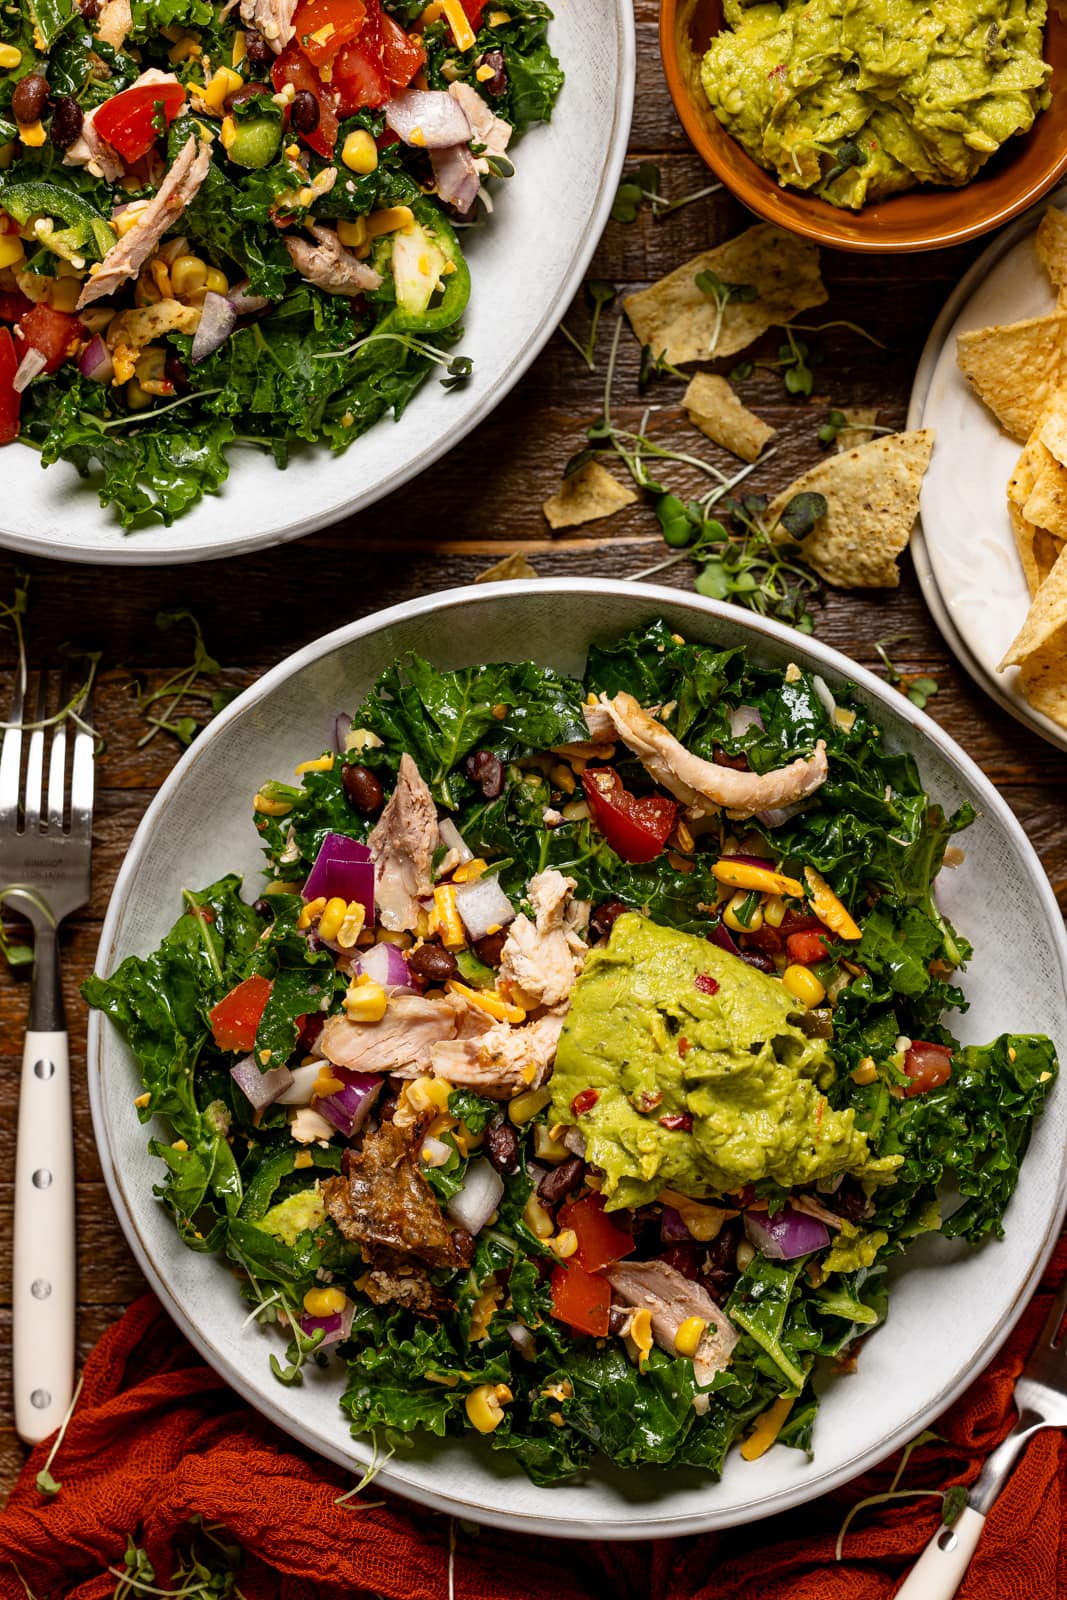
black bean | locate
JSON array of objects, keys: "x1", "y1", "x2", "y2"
[
  {"x1": 536, "y1": 1155, "x2": 584, "y2": 1207},
  {"x1": 406, "y1": 942, "x2": 457, "y2": 984},
  {"x1": 49, "y1": 95, "x2": 82, "y2": 150},
  {"x1": 658, "y1": 1243, "x2": 703, "y2": 1281},
  {"x1": 341, "y1": 762, "x2": 384, "y2": 814},
  {"x1": 473, "y1": 929, "x2": 506, "y2": 966},
  {"x1": 607, "y1": 1304, "x2": 627, "y2": 1336},
  {"x1": 590, "y1": 900, "x2": 628, "y2": 941},
  {"x1": 252, "y1": 897, "x2": 272, "y2": 917},
  {"x1": 79, "y1": 0, "x2": 102, "y2": 19},
  {"x1": 243, "y1": 27, "x2": 273, "y2": 64},
  {"x1": 464, "y1": 749, "x2": 504, "y2": 799},
  {"x1": 289, "y1": 89, "x2": 320, "y2": 134},
  {"x1": 474, "y1": 48, "x2": 507, "y2": 95},
  {"x1": 451, "y1": 1227, "x2": 475, "y2": 1265},
  {"x1": 484, "y1": 1117, "x2": 519, "y2": 1175},
  {"x1": 740, "y1": 951, "x2": 776, "y2": 975},
  {"x1": 13, "y1": 74, "x2": 49, "y2": 126},
  {"x1": 227, "y1": 82, "x2": 272, "y2": 108}
]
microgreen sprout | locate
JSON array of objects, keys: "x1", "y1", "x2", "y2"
[
  {"x1": 694, "y1": 269, "x2": 759, "y2": 358},
  {"x1": 315, "y1": 331, "x2": 473, "y2": 389},
  {"x1": 35, "y1": 1373, "x2": 84, "y2": 1497},
  {"x1": 875, "y1": 638, "x2": 940, "y2": 709},
  {"x1": 111, "y1": 1516, "x2": 247, "y2": 1598},
  {"x1": 834, "y1": 1429, "x2": 964, "y2": 1561},
  {"x1": 558, "y1": 280, "x2": 616, "y2": 369},
  {"x1": 638, "y1": 343, "x2": 687, "y2": 391},
  {"x1": 131, "y1": 611, "x2": 235, "y2": 749},
  {"x1": 611, "y1": 163, "x2": 723, "y2": 223},
  {"x1": 334, "y1": 1429, "x2": 394, "y2": 1509},
  {"x1": 818, "y1": 407, "x2": 894, "y2": 447}
]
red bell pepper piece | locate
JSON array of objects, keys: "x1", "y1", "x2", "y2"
[
  {"x1": 17, "y1": 304, "x2": 84, "y2": 374},
  {"x1": 208, "y1": 974, "x2": 274, "y2": 1053},
  {"x1": 581, "y1": 767, "x2": 677, "y2": 864},
  {"x1": 0, "y1": 328, "x2": 21, "y2": 445},
  {"x1": 93, "y1": 81, "x2": 187, "y2": 164},
  {"x1": 550, "y1": 1261, "x2": 611, "y2": 1337},
  {"x1": 558, "y1": 1192, "x2": 634, "y2": 1274},
  {"x1": 785, "y1": 929, "x2": 832, "y2": 966}
]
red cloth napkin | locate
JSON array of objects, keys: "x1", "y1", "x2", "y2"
[{"x1": 1, "y1": 1240, "x2": 1065, "y2": 1600}]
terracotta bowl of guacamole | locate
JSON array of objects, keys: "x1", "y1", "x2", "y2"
[{"x1": 661, "y1": 0, "x2": 1067, "y2": 252}]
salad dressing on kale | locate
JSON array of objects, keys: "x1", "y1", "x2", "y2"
[{"x1": 85, "y1": 622, "x2": 1058, "y2": 1481}]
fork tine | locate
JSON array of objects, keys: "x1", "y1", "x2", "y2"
[
  {"x1": 69, "y1": 681, "x2": 95, "y2": 841},
  {"x1": 46, "y1": 661, "x2": 71, "y2": 833},
  {"x1": 21, "y1": 672, "x2": 46, "y2": 835}
]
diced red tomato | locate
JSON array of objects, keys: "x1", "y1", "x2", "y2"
[
  {"x1": 902, "y1": 1040, "x2": 953, "y2": 1098},
  {"x1": 460, "y1": 0, "x2": 485, "y2": 24},
  {"x1": 333, "y1": 29, "x2": 390, "y2": 112},
  {"x1": 571, "y1": 1088, "x2": 598, "y2": 1117},
  {"x1": 17, "y1": 304, "x2": 84, "y2": 374},
  {"x1": 291, "y1": 0, "x2": 367, "y2": 64},
  {"x1": 93, "y1": 81, "x2": 186, "y2": 164},
  {"x1": 208, "y1": 974, "x2": 274, "y2": 1053},
  {"x1": 582, "y1": 767, "x2": 678, "y2": 864},
  {"x1": 786, "y1": 929, "x2": 832, "y2": 966},
  {"x1": 381, "y1": 11, "x2": 425, "y2": 84},
  {"x1": 0, "y1": 328, "x2": 20, "y2": 445},
  {"x1": 558, "y1": 1192, "x2": 634, "y2": 1274},
  {"x1": 0, "y1": 292, "x2": 33, "y2": 324},
  {"x1": 659, "y1": 1113, "x2": 693, "y2": 1132},
  {"x1": 272, "y1": 41, "x2": 340, "y2": 155},
  {"x1": 550, "y1": 1261, "x2": 611, "y2": 1337},
  {"x1": 694, "y1": 973, "x2": 719, "y2": 996}
]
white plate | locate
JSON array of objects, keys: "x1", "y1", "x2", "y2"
[
  {"x1": 909, "y1": 185, "x2": 1067, "y2": 752},
  {"x1": 87, "y1": 580, "x2": 1067, "y2": 1538},
  {"x1": 0, "y1": 14, "x2": 633, "y2": 567}
]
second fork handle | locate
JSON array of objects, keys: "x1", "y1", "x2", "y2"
[{"x1": 13, "y1": 1025, "x2": 75, "y2": 1445}]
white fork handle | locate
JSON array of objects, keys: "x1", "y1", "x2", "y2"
[
  {"x1": 13, "y1": 1029, "x2": 75, "y2": 1444},
  {"x1": 895, "y1": 1506, "x2": 987, "y2": 1600}
]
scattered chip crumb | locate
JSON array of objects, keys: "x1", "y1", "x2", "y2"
[
  {"x1": 542, "y1": 460, "x2": 637, "y2": 530},
  {"x1": 475, "y1": 551, "x2": 540, "y2": 583},
  {"x1": 681, "y1": 373, "x2": 775, "y2": 463}
]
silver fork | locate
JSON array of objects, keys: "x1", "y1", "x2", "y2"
[
  {"x1": 0, "y1": 658, "x2": 94, "y2": 1445},
  {"x1": 897, "y1": 1268, "x2": 1067, "y2": 1599}
]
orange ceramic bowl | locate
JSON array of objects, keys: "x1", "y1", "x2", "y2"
[{"x1": 661, "y1": 0, "x2": 1067, "y2": 253}]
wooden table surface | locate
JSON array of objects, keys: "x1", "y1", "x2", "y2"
[{"x1": 0, "y1": 0, "x2": 1065, "y2": 1502}]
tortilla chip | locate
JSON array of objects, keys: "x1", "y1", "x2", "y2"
[
  {"x1": 835, "y1": 406, "x2": 879, "y2": 452},
  {"x1": 767, "y1": 430, "x2": 935, "y2": 588},
  {"x1": 1022, "y1": 455, "x2": 1067, "y2": 539},
  {"x1": 956, "y1": 313, "x2": 1067, "y2": 442},
  {"x1": 681, "y1": 373, "x2": 775, "y2": 463},
  {"x1": 542, "y1": 461, "x2": 637, "y2": 530},
  {"x1": 475, "y1": 552, "x2": 539, "y2": 583},
  {"x1": 1037, "y1": 383, "x2": 1067, "y2": 468},
  {"x1": 1008, "y1": 433, "x2": 1041, "y2": 509},
  {"x1": 623, "y1": 224, "x2": 827, "y2": 366},
  {"x1": 1008, "y1": 502, "x2": 1043, "y2": 597},
  {"x1": 1036, "y1": 208, "x2": 1067, "y2": 291},
  {"x1": 998, "y1": 545, "x2": 1067, "y2": 727}
]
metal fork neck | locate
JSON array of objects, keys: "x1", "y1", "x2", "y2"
[{"x1": 28, "y1": 922, "x2": 65, "y2": 1032}]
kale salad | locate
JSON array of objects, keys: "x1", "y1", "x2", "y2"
[
  {"x1": 85, "y1": 621, "x2": 1058, "y2": 1484},
  {"x1": 0, "y1": 0, "x2": 561, "y2": 525}
]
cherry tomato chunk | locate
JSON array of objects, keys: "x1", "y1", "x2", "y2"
[
  {"x1": 785, "y1": 929, "x2": 832, "y2": 966},
  {"x1": 272, "y1": 42, "x2": 339, "y2": 155},
  {"x1": 558, "y1": 1192, "x2": 634, "y2": 1274},
  {"x1": 292, "y1": 0, "x2": 367, "y2": 64},
  {"x1": 0, "y1": 328, "x2": 20, "y2": 444},
  {"x1": 903, "y1": 1040, "x2": 953, "y2": 1097},
  {"x1": 18, "y1": 304, "x2": 84, "y2": 373},
  {"x1": 209, "y1": 974, "x2": 274, "y2": 1053},
  {"x1": 582, "y1": 766, "x2": 677, "y2": 864},
  {"x1": 380, "y1": 11, "x2": 425, "y2": 84},
  {"x1": 94, "y1": 82, "x2": 186, "y2": 164},
  {"x1": 550, "y1": 1261, "x2": 611, "y2": 1337}
]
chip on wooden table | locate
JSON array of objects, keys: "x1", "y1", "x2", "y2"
[
  {"x1": 681, "y1": 373, "x2": 775, "y2": 462},
  {"x1": 475, "y1": 552, "x2": 539, "y2": 583},
  {"x1": 1036, "y1": 207, "x2": 1067, "y2": 290},
  {"x1": 766, "y1": 430, "x2": 935, "y2": 588},
  {"x1": 623, "y1": 223, "x2": 827, "y2": 365},
  {"x1": 835, "y1": 406, "x2": 879, "y2": 452},
  {"x1": 999, "y1": 545, "x2": 1067, "y2": 727},
  {"x1": 956, "y1": 312, "x2": 1067, "y2": 442},
  {"x1": 542, "y1": 460, "x2": 637, "y2": 530}
]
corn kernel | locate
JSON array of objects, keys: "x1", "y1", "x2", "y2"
[
  {"x1": 627, "y1": 1309, "x2": 653, "y2": 1353},
  {"x1": 0, "y1": 44, "x2": 23, "y2": 67},
  {"x1": 297, "y1": 896, "x2": 326, "y2": 930},
  {"x1": 406, "y1": 1075, "x2": 452, "y2": 1113},
  {"x1": 674, "y1": 1316, "x2": 707, "y2": 1358},
  {"x1": 204, "y1": 64, "x2": 243, "y2": 111},
  {"x1": 337, "y1": 217, "x2": 368, "y2": 249},
  {"x1": 303, "y1": 1285, "x2": 347, "y2": 1317},
  {"x1": 782, "y1": 964, "x2": 826, "y2": 1008},
  {"x1": 509, "y1": 1086, "x2": 553, "y2": 1125},
  {"x1": 713, "y1": 859, "x2": 803, "y2": 898},
  {"x1": 18, "y1": 120, "x2": 46, "y2": 147},
  {"x1": 433, "y1": 883, "x2": 466, "y2": 949},
  {"x1": 171, "y1": 1138, "x2": 189, "y2": 1152},
  {"x1": 341, "y1": 128, "x2": 378, "y2": 173},
  {"x1": 0, "y1": 235, "x2": 25, "y2": 270},
  {"x1": 446, "y1": 979, "x2": 525, "y2": 1024},
  {"x1": 365, "y1": 204, "x2": 415, "y2": 238},
  {"x1": 550, "y1": 1228, "x2": 578, "y2": 1260},
  {"x1": 294, "y1": 753, "x2": 334, "y2": 776},
  {"x1": 335, "y1": 902, "x2": 366, "y2": 950},
  {"x1": 419, "y1": 0, "x2": 444, "y2": 19},
  {"x1": 204, "y1": 265, "x2": 229, "y2": 295},
  {"x1": 317, "y1": 896, "x2": 349, "y2": 943},
  {"x1": 465, "y1": 1383, "x2": 506, "y2": 1433},
  {"x1": 231, "y1": 29, "x2": 247, "y2": 64},
  {"x1": 441, "y1": 0, "x2": 476, "y2": 48},
  {"x1": 487, "y1": 6, "x2": 510, "y2": 17},
  {"x1": 172, "y1": 254, "x2": 209, "y2": 299},
  {"x1": 293, "y1": 1149, "x2": 313, "y2": 1169},
  {"x1": 724, "y1": 891, "x2": 763, "y2": 934},
  {"x1": 134, "y1": 1090, "x2": 152, "y2": 1109},
  {"x1": 469, "y1": 1280, "x2": 502, "y2": 1340},
  {"x1": 523, "y1": 1193, "x2": 554, "y2": 1239},
  {"x1": 343, "y1": 979, "x2": 388, "y2": 1022},
  {"x1": 851, "y1": 1056, "x2": 877, "y2": 1085},
  {"x1": 763, "y1": 894, "x2": 787, "y2": 929}
]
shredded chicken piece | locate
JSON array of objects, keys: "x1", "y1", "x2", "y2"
[
  {"x1": 430, "y1": 1010, "x2": 565, "y2": 1099},
  {"x1": 322, "y1": 1118, "x2": 463, "y2": 1270},
  {"x1": 790, "y1": 1193, "x2": 846, "y2": 1231},
  {"x1": 448, "y1": 81, "x2": 512, "y2": 163},
  {"x1": 499, "y1": 869, "x2": 584, "y2": 1009},
  {"x1": 239, "y1": 0, "x2": 298, "y2": 50},
  {"x1": 95, "y1": 0, "x2": 132, "y2": 49},
  {"x1": 77, "y1": 135, "x2": 212, "y2": 309},
  {"x1": 64, "y1": 103, "x2": 124, "y2": 182},
  {"x1": 551, "y1": 701, "x2": 617, "y2": 761},
  {"x1": 601, "y1": 691, "x2": 829, "y2": 820},
  {"x1": 285, "y1": 223, "x2": 382, "y2": 296},
  {"x1": 358, "y1": 1260, "x2": 435, "y2": 1313},
  {"x1": 319, "y1": 991, "x2": 466, "y2": 1076},
  {"x1": 367, "y1": 754, "x2": 438, "y2": 932},
  {"x1": 604, "y1": 1259, "x2": 738, "y2": 1386}
]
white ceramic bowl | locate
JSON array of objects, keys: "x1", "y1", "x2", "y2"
[
  {"x1": 0, "y1": 8, "x2": 634, "y2": 567},
  {"x1": 88, "y1": 579, "x2": 1067, "y2": 1538}
]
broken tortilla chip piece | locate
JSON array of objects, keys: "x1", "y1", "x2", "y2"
[
  {"x1": 956, "y1": 312, "x2": 1067, "y2": 443},
  {"x1": 475, "y1": 552, "x2": 539, "y2": 583},
  {"x1": 1008, "y1": 501, "x2": 1043, "y2": 597},
  {"x1": 623, "y1": 224, "x2": 827, "y2": 366},
  {"x1": 542, "y1": 460, "x2": 637, "y2": 530},
  {"x1": 998, "y1": 544, "x2": 1067, "y2": 728},
  {"x1": 1036, "y1": 207, "x2": 1067, "y2": 291},
  {"x1": 835, "y1": 406, "x2": 879, "y2": 452},
  {"x1": 1037, "y1": 383, "x2": 1067, "y2": 468},
  {"x1": 681, "y1": 373, "x2": 775, "y2": 463},
  {"x1": 1022, "y1": 455, "x2": 1067, "y2": 539},
  {"x1": 767, "y1": 429, "x2": 935, "y2": 588}
]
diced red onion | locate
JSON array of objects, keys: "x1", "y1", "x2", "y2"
[
  {"x1": 438, "y1": 816, "x2": 473, "y2": 865},
  {"x1": 812, "y1": 675, "x2": 837, "y2": 718},
  {"x1": 78, "y1": 333, "x2": 114, "y2": 384},
  {"x1": 507, "y1": 1321, "x2": 537, "y2": 1360},
  {"x1": 385, "y1": 88, "x2": 472, "y2": 148},
  {"x1": 660, "y1": 1205, "x2": 691, "y2": 1242},
  {"x1": 709, "y1": 920, "x2": 739, "y2": 955},
  {"x1": 226, "y1": 279, "x2": 271, "y2": 316},
  {"x1": 298, "y1": 1298, "x2": 354, "y2": 1348},
  {"x1": 12, "y1": 347, "x2": 47, "y2": 393},
  {"x1": 190, "y1": 290, "x2": 237, "y2": 365},
  {"x1": 316, "y1": 1069, "x2": 381, "y2": 1139},
  {"x1": 303, "y1": 832, "x2": 374, "y2": 915},
  {"x1": 446, "y1": 1157, "x2": 504, "y2": 1235},
  {"x1": 744, "y1": 1206, "x2": 830, "y2": 1260},
  {"x1": 728, "y1": 705, "x2": 764, "y2": 739},
  {"x1": 430, "y1": 142, "x2": 481, "y2": 210},
  {"x1": 454, "y1": 874, "x2": 514, "y2": 942},
  {"x1": 276, "y1": 1060, "x2": 324, "y2": 1106},
  {"x1": 719, "y1": 852, "x2": 776, "y2": 869},
  {"x1": 333, "y1": 713, "x2": 352, "y2": 754},
  {"x1": 757, "y1": 801, "x2": 806, "y2": 829},
  {"x1": 355, "y1": 940, "x2": 414, "y2": 989},
  {"x1": 230, "y1": 1053, "x2": 294, "y2": 1111}
]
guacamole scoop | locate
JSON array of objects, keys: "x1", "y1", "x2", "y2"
[
  {"x1": 551, "y1": 913, "x2": 877, "y2": 1209},
  {"x1": 699, "y1": 0, "x2": 1050, "y2": 209}
]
